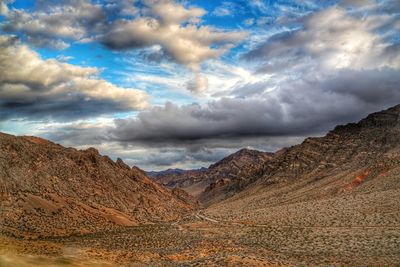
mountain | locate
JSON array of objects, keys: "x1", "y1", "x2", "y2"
[
  {"x1": 146, "y1": 168, "x2": 187, "y2": 178},
  {"x1": 205, "y1": 105, "x2": 400, "y2": 224},
  {"x1": 151, "y1": 149, "x2": 274, "y2": 200},
  {"x1": 0, "y1": 133, "x2": 192, "y2": 238}
]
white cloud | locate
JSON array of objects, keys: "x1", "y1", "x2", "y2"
[
  {"x1": 56, "y1": 55, "x2": 74, "y2": 62},
  {"x1": 101, "y1": 0, "x2": 247, "y2": 73},
  {"x1": 0, "y1": 0, "x2": 11, "y2": 16},
  {"x1": 0, "y1": 35, "x2": 149, "y2": 119},
  {"x1": 212, "y1": 2, "x2": 236, "y2": 17},
  {"x1": 1, "y1": 0, "x2": 247, "y2": 93},
  {"x1": 1, "y1": 0, "x2": 104, "y2": 49},
  {"x1": 245, "y1": 7, "x2": 400, "y2": 71},
  {"x1": 243, "y1": 18, "x2": 255, "y2": 26}
]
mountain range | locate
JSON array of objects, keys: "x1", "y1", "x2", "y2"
[{"x1": 1, "y1": 105, "x2": 400, "y2": 265}]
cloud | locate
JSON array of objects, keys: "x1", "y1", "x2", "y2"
[
  {"x1": 108, "y1": 64, "x2": 400, "y2": 147},
  {"x1": 104, "y1": 3, "x2": 400, "y2": 155},
  {"x1": 340, "y1": 0, "x2": 374, "y2": 8},
  {"x1": 244, "y1": 7, "x2": 400, "y2": 71},
  {"x1": 248, "y1": 0, "x2": 269, "y2": 13},
  {"x1": 1, "y1": 0, "x2": 105, "y2": 49},
  {"x1": 0, "y1": 35, "x2": 149, "y2": 120},
  {"x1": 243, "y1": 18, "x2": 255, "y2": 26},
  {"x1": 0, "y1": 0, "x2": 247, "y2": 93},
  {"x1": 212, "y1": 2, "x2": 235, "y2": 17},
  {"x1": 56, "y1": 55, "x2": 74, "y2": 62},
  {"x1": 186, "y1": 74, "x2": 208, "y2": 94},
  {"x1": 101, "y1": 0, "x2": 247, "y2": 72},
  {"x1": 0, "y1": 0, "x2": 11, "y2": 16},
  {"x1": 39, "y1": 119, "x2": 304, "y2": 170}
]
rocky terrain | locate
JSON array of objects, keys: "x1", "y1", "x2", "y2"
[
  {"x1": 203, "y1": 105, "x2": 400, "y2": 265},
  {"x1": 0, "y1": 133, "x2": 192, "y2": 237},
  {"x1": 207, "y1": 104, "x2": 400, "y2": 210},
  {"x1": 151, "y1": 149, "x2": 273, "y2": 203}
]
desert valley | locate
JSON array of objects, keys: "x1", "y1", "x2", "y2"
[
  {"x1": 1, "y1": 0, "x2": 400, "y2": 266},
  {"x1": 1, "y1": 105, "x2": 400, "y2": 266}
]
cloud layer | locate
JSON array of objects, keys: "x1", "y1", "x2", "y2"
[
  {"x1": 110, "y1": 69, "x2": 400, "y2": 143},
  {"x1": 101, "y1": 4, "x2": 400, "y2": 168},
  {"x1": 109, "y1": 6, "x2": 400, "y2": 145}
]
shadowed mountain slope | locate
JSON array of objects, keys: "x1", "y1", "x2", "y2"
[{"x1": 151, "y1": 149, "x2": 274, "y2": 200}]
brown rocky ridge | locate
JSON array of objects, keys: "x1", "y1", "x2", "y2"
[{"x1": 0, "y1": 133, "x2": 192, "y2": 238}]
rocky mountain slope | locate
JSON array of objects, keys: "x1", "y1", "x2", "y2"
[
  {"x1": 151, "y1": 149, "x2": 273, "y2": 200},
  {"x1": 206, "y1": 104, "x2": 400, "y2": 220},
  {"x1": 0, "y1": 133, "x2": 192, "y2": 237}
]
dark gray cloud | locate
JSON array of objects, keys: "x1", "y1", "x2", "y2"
[
  {"x1": 43, "y1": 124, "x2": 304, "y2": 170},
  {"x1": 324, "y1": 68, "x2": 400, "y2": 104},
  {"x1": 109, "y1": 67, "x2": 400, "y2": 146},
  {"x1": 0, "y1": 97, "x2": 132, "y2": 121}
]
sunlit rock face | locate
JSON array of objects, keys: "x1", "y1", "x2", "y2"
[{"x1": 0, "y1": 133, "x2": 192, "y2": 238}]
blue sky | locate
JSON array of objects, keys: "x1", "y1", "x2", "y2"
[{"x1": 0, "y1": 0, "x2": 399, "y2": 170}]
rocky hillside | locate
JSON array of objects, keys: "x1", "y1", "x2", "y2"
[
  {"x1": 152, "y1": 149, "x2": 274, "y2": 199},
  {"x1": 0, "y1": 133, "x2": 192, "y2": 237},
  {"x1": 206, "y1": 105, "x2": 400, "y2": 217}
]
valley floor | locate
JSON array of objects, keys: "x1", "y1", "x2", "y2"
[{"x1": 1, "y1": 196, "x2": 400, "y2": 267}]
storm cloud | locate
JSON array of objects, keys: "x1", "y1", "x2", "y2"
[{"x1": 109, "y1": 68, "x2": 400, "y2": 145}]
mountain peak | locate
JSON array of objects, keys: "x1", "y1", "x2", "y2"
[{"x1": 359, "y1": 104, "x2": 400, "y2": 127}]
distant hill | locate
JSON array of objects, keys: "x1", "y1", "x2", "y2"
[
  {"x1": 0, "y1": 133, "x2": 192, "y2": 238},
  {"x1": 147, "y1": 168, "x2": 189, "y2": 178},
  {"x1": 151, "y1": 149, "x2": 274, "y2": 203}
]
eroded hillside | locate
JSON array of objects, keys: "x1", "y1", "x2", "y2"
[{"x1": 0, "y1": 133, "x2": 192, "y2": 237}]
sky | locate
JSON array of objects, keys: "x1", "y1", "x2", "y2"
[{"x1": 0, "y1": 0, "x2": 399, "y2": 171}]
